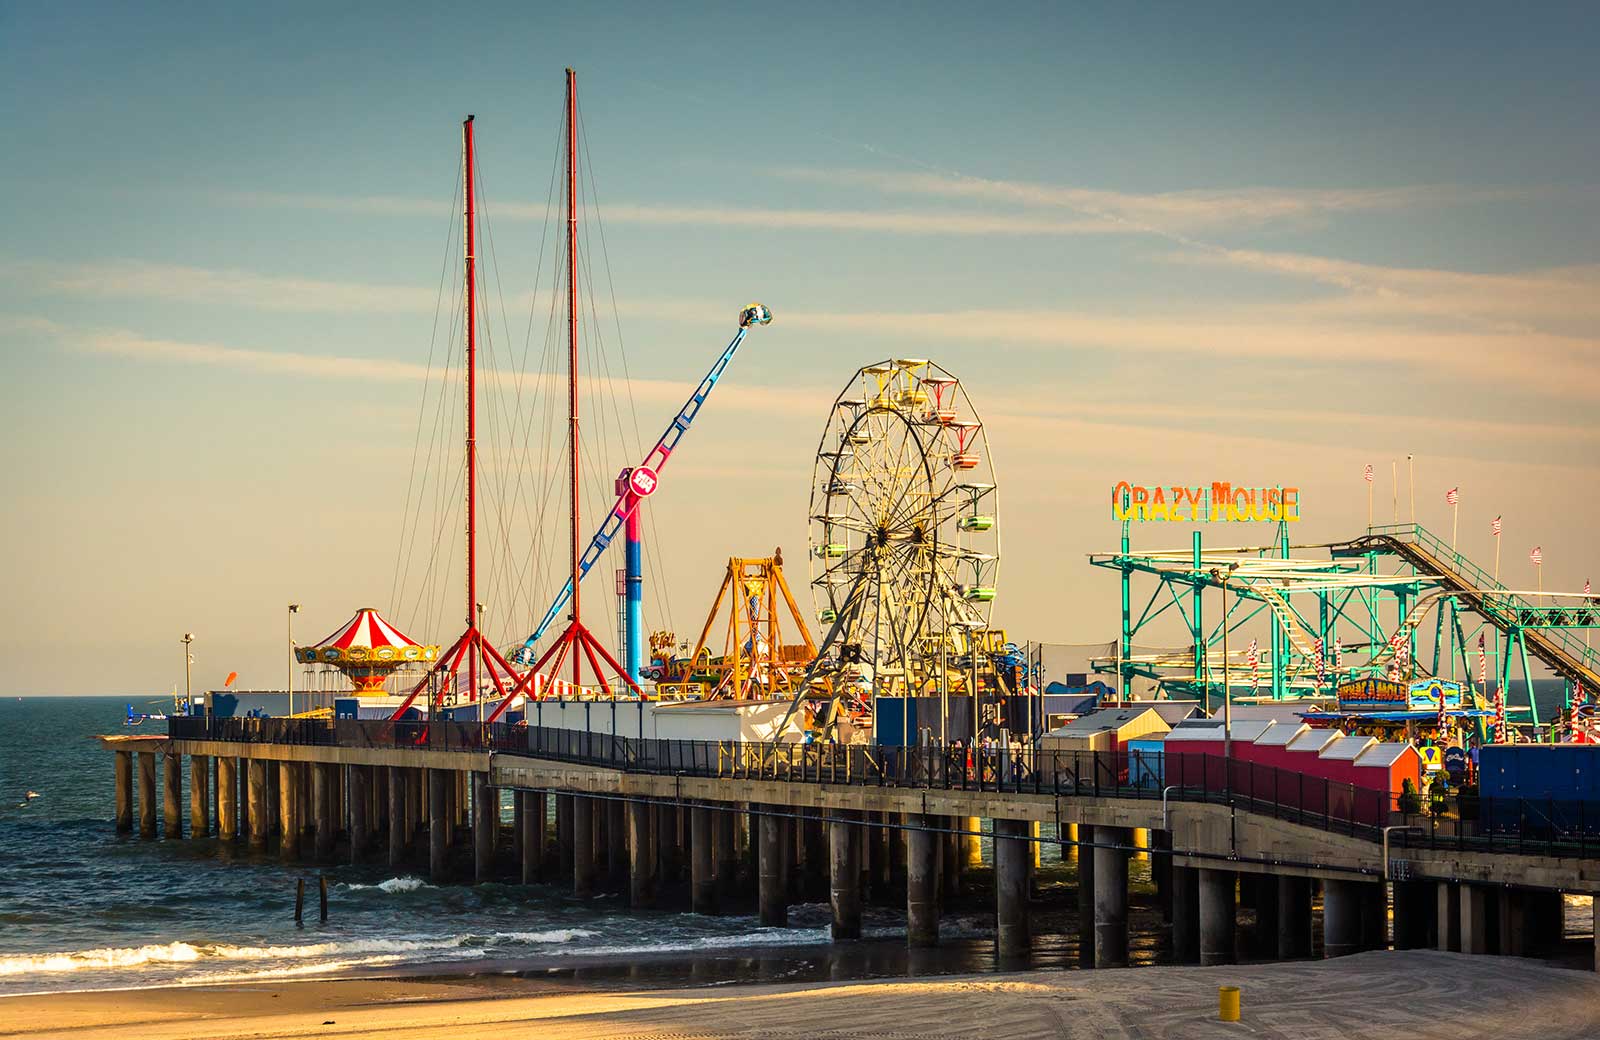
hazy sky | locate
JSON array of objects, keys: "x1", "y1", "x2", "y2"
[{"x1": 4, "y1": 3, "x2": 1597, "y2": 695}]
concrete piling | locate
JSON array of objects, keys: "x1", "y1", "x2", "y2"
[
  {"x1": 349, "y1": 765, "x2": 370, "y2": 861},
  {"x1": 1199, "y1": 868, "x2": 1236, "y2": 966},
  {"x1": 1459, "y1": 884, "x2": 1490, "y2": 954},
  {"x1": 556, "y1": 794, "x2": 574, "y2": 877},
  {"x1": 829, "y1": 811, "x2": 862, "y2": 941},
  {"x1": 715, "y1": 806, "x2": 737, "y2": 899},
  {"x1": 1093, "y1": 826, "x2": 1129, "y2": 968},
  {"x1": 1075, "y1": 823, "x2": 1095, "y2": 966},
  {"x1": 246, "y1": 759, "x2": 268, "y2": 850},
  {"x1": 162, "y1": 752, "x2": 183, "y2": 839},
  {"x1": 217, "y1": 757, "x2": 238, "y2": 841},
  {"x1": 1393, "y1": 879, "x2": 1434, "y2": 950},
  {"x1": 1252, "y1": 874, "x2": 1280, "y2": 958},
  {"x1": 758, "y1": 808, "x2": 786, "y2": 926},
  {"x1": 906, "y1": 814, "x2": 939, "y2": 948},
  {"x1": 520, "y1": 791, "x2": 546, "y2": 884},
  {"x1": 655, "y1": 802, "x2": 680, "y2": 885},
  {"x1": 428, "y1": 768, "x2": 449, "y2": 883},
  {"x1": 1171, "y1": 865, "x2": 1199, "y2": 964},
  {"x1": 994, "y1": 818, "x2": 1030, "y2": 958},
  {"x1": 313, "y1": 764, "x2": 335, "y2": 860},
  {"x1": 691, "y1": 805, "x2": 717, "y2": 914},
  {"x1": 387, "y1": 767, "x2": 406, "y2": 867},
  {"x1": 1322, "y1": 879, "x2": 1363, "y2": 958},
  {"x1": 278, "y1": 761, "x2": 301, "y2": 859},
  {"x1": 573, "y1": 796, "x2": 596, "y2": 899},
  {"x1": 1277, "y1": 875, "x2": 1313, "y2": 959},
  {"x1": 607, "y1": 799, "x2": 628, "y2": 891},
  {"x1": 188, "y1": 754, "x2": 209, "y2": 837},
  {"x1": 114, "y1": 751, "x2": 133, "y2": 835},
  {"x1": 628, "y1": 799, "x2": 656, "y2": 909},
  {"x1": 1436, "y1": 881, "x2": 1461, "y2": 952},
  {"x1": 942, "y1": 818, "x2": 962, "y2": 900},
  {"x1": 473, "y1": 774, "x2": 495, "y2": 883},
  {"x1": 961, "y1": 816, "x2": 982, "y2": 867}
]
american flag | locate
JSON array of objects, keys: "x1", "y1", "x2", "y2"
[
  {"x1": 1388, "y1": 630, "x2": 1406, "y2": 651},
  {"x1": 1585, "y1": 579, "x2": 1592, "y2": 598},
  {"x1": 1531, "y1": 546, "x2": 1543, "y2": 567},
  {"x1": 1334, "y1": 637, "x2": 1343, "y2": 675},
  {"x1": 1395, "y1": 640, "x2": 1410, "y2": 668},
  {"x1": 1363, "y1": 464, "x2": 1374, "y2": 483},
  {"x1": 1446, "y1": 487, "x2": 1459, "y2": 506},
  {"x1": 1313, "y1": 636, "x2": 1326, "y2": 684},
  {"x1": 1247, "y1": 638, "x2": 1259, "y2": 692},
  {"x1": 1492, "y1": 516, "x2": 1502, "y2": 537}
]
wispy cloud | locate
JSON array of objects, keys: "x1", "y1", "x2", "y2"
[
  {"x1": 771, "y1": 168, "x2": 1512, "y2": 234},
  {"x1": 210, "y1": 190, "x2": 1120, "y2": 237},
  {"x1": 767, "y1": 304, "x2": 1600, "y2": 402},
  {"x1": 1170, "y1": 250, "x2": 1600, "y2": 330},
  {"x1": 23, "y1": 319, "x2": 820, "y2": 416},
  {"x1": 5, "y1": 259, "x2": 440, "y2": 314}
]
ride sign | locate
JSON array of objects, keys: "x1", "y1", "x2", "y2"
[
  {"x1": 1111, "y1": 482, "x2": 1302, "y2": 523},
  {"x1": 628, "y1": 465, "x2": 660, "y2": 498}
]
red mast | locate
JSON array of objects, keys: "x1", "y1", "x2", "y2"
[
  {"x1": 388, "y1": 116, "x2": 526, "y2": 724},
  {"x1": 465, "y1": 114, "x2": 480, "y2": 704},
  {"x1": 493, "y1": 68, "x2": 642, "y2": 713},
  {"x1": 565, "y1": 68, "x2": 581, "y2": 688}
]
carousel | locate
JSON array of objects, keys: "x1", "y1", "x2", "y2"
[{"x1": 295, "y1": 607, "x2": 439, "y2": 696}]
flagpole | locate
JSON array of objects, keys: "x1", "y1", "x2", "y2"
[
  {"x1": 1408, "y1": 454, "x2": 1416, "y2": 525},
  {"x1": 1391, "y1": 460, "x2": 1398, "y2": 524},
  {"x1": 1366, "y1": 479, "x2": 1373, "y2": 529},
  {"x1": 1493, "y1": 528, "x2": 1501, "y2": 585},
  {"x1": 1451, "y1": 500, "x2": 1458, "y2": 552}
]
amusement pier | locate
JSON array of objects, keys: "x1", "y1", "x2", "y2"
[{"x1": 99, "y1": 72, "x2": 1600, "y2": 975}]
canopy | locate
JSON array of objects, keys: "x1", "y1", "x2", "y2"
[{"x1": 296, "y1": 607, "x2": 437, "y2": 666}]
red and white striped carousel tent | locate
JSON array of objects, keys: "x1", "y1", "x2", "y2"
[{"x1": 295, "y1": 607, "x2": 439, "y2": 693}]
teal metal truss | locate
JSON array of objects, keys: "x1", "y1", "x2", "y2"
[{"x1": 1089, "y1": 521, "x2": 1600, "y2": 734}]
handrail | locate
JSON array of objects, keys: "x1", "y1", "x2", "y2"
[{"x1": 1359, "y1": 523, "x2": 1600, "y2": 680}]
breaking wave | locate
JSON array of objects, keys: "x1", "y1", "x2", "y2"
[{"x1": 0, "y1": 929, "x2": 597, "y2": 979}]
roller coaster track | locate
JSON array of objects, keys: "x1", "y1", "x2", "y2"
[
  {"x1": 1253, "y1": 583, "x2": 1321, "y2": 662},
  {"x1": 1329, "y1": 524, "x2": 1600, "y2": 692}
]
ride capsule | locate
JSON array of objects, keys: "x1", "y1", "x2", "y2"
[{"x1": 740, "y1": 302, "x2": 774, "y2": 328}]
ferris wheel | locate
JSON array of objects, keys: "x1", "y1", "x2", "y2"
[{"x1": 807, "y1": 359, "x2": 1000, "y2": 704}]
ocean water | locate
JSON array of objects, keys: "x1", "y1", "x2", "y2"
[{"x1": 0, "y1": 696, "x2": 1039, "y2": 996}]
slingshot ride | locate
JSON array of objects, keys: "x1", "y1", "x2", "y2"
[{"x1": 796, "y1": 359, "x2": 1000, "y2": 736}]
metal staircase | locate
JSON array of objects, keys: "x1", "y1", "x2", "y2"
[{"x1": 1330, "y1": 523, "x2": 1600, "y2": 692}]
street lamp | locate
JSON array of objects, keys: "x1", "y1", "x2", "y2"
[
  {"x1": 181, "y1": 633, "x2": 194, "y2": 710},
  {"x1": 288, "y1": 604, "x2": 300, "y2": 718},
  {"x1": 1208, "y1": 563, "x2": 1241, "y2": 767}
]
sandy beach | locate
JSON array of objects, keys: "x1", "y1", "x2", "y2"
[{"x1": 4, "y1": 950, "x2": 1597, "y2": 1040}]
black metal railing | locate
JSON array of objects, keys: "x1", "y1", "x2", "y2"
[
  {"x1": 172, "y1": 715, "x2": 1600, "y2": 855},
  {"x1": 169, "y1": 716, "x2": 1399, "y2": 841},
  {"x1": 1388, "y1": 795, "x2": 1600, "y2": 859}
]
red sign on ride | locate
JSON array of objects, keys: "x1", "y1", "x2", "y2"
[{"x1": 628, "y1": 465, "x2": 660, "y2": 498}]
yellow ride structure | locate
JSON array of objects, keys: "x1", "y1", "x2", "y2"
[{"x1": 673, "y1": 550, "x2": 818, "y2": 700}]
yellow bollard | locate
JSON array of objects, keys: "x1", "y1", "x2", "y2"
[{"x1": 1219, "y1": 985, "x2": 1241, "y2": 1022}]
